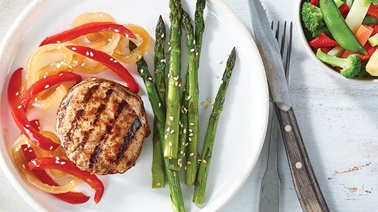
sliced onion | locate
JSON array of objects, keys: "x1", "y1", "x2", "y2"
[
  {"x1": 12, "y1": 134, "x2": 81, "y2": 194},
  {"x1": 31, "y1": 84, "x2": 69, "y2": 110},
  {"x1": 113, "y1": 24, "x2": 151, "y2": 64}
]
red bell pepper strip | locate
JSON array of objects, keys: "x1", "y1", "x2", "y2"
[
  {"x1": 21, "y1": 144, "x2": 90, "y2": 204},
  {"x1": 21, "y1": 72, "x2": 82, "y2": 108},
  {"x1": 308, "y1": 33, "x2": 339, "y2": 48},
  {"x1": 339, "y1": 3, "x2": 350, "y2": 19},
  {"x1": 310, "y1": 0, "x2": 319, "y2": 6},
  {"x1": 8, "y1": 68, "x2": 59, "y2": 151},
  {"x1": 40, "y1": 22, "x2": 136, "y2": 46},
  {"x1": 66, "y1": 45, "x2": 139, "y2": 93},
  {"x1": 368, "y1": 4, "x2": 378, "y2": 19},
  {"x1": 28, "y1": 157, "x2": 105, "y2": 204},
  {"x1": 359, "y1": 42, "x2": 376, "y2": 60},
  {"x1": 370, "y1": 24, "x2": 378, "y2": 35}
]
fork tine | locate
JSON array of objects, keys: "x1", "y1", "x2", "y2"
[
  {"x1": 285, "y1": 22, "x2": 293, "y2": 78},
  {"x1": 280, "y1": 22, "x2": 287, "y2": 59}
]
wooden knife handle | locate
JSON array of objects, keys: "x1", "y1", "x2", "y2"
[{"x1": 275, "y1": 104, "x2": 330, "y2": 212}]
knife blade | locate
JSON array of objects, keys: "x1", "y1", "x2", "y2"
[{"x1": 248, "y1": 0, "x2": 330, "y2": 211}]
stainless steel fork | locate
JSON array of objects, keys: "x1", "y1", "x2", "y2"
[{"x1": 259, "y1": 21, "x2": 293, "y2": 212}]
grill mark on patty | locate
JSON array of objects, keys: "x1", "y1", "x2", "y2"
[
  {"x1": 93, "y1": 89, "x2": 114, "y2": 125},
  {"x1": 116, "y1": 117, "x2": 141, "y2": 161},
  {"x1": 57, "y1": 95, "x2": 73, "y2": 129},
  {"x1": 89, "y1": 99, "x2": 129, "y2": 170},
  {"x1": 83, "y1": 85, "x2": 100, "y2": 103},
  {"x1": 75, "y1": 88, "x2": 115, "y2": 159},
  {"x1": 65, "y1": 85, "x2": 99, "y2": 145}
]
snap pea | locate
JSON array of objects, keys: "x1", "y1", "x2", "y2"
[{"x1": 319, "y1": 0, "x2": 367, "y2": 54}]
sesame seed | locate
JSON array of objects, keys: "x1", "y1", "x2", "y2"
[
  {"x1": 60, "y1": 161, "x2": 66, "y2": 165},
  {"x1": 168, "y1": 47, "x2": 172, "y2": 51},
  {"x1": 17, "y1": 105, "x2": 22, "y2": 109},
  {"x1": 169, "y1": 116, "x2": 174, "y2": 121},
  {"x1": 188, "y1": 137, "x2": 192, "y2": 142},
  {"x1": 90, "y1": 51, "x2": 94, "y2": 57},
  {"x1": 161, "y1": 34, "x2": 165, "y2": 38},
  {"x1": 45, "y1": 84, "x2": 50, "y2": 89},
  {"x1": 59, "y1": 73, "x2": 64, "y2": 76},
  {"x1": 71, "y1": 47, "x2": 77, "y2": 51},
  {"x1": 158, "y1": 103, "x2": 162, "y2": 107},
  {"x1": 166, "y1": 127, "x2": 170, "y2": 132},
  {"x1": 156, "y1": 183, "x2": 162, "y2": 186},
  {"x1": 187, "y1": 161, "x2": 192, "y2": 165},
  {"x1": 185, "y1": 95, "x2": 191, "y2": 100},
  {"x1": 180, "y1": 151, "x2": 184, "y2": 154},
  {"x1": 190, "y1": 123, "x2": 194, "y2": 126},
  {"x1": 173, "y1": 76, "x2": 179, "y2": 81},
  {"x1": 202, "y1": 160, "x2": 207, "y2": 164},
  {"x1": 183, "y1": 129, "x2": 187, "y2": 134},
  {"x1": 110, "y1": 57, "x2": 114, "y2": 61},
  {"x1": 170, "y1": 130, "x2": 175, "y2": 134},
  {"x1": 193, "y1": 40, "x2": 196, "y2": 45},
  {"x1": 160, "y1": 59, "x2": 166, "y2": 63},
  {"x1": 15, "y1": 92, "x2": 19, "y2": 96},
  {"x1": 113, "y1": 59, "x2": 118, "y2": 63},
  {"x1": 169, "y1": 142, "x2": 173, "y2": 146},
  {"x1": 86, "y1": 51, "x2": 90, "y2": 56},
  {"x1": 114, "y1": 29, "x2": 120, "y2": 33},
  {"x1": 189, "y1": 133, "x2": 194, "y2": 137},
  {"x1": 190, "y1": 153, "x2": 194, "y2": 156},
  {"x1": 185, "y1": 143, "x2": 189, "y2": 146},
  {"x1": 190, "y1": 48, "x2": 195, "y2": 53},
  {"x1": 140, "y1": 69, "x2": 144, "y2": 74},
  {"x1": 148, "y1": 77, "x2": 153, "y2": 81},
  {"x1": 49, "y1": 146, "x2": 53, "y2": 150}
]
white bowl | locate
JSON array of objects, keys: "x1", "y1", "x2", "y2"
[{"x1": 293, "y1": 0, "x2": 378, "y2": 83}]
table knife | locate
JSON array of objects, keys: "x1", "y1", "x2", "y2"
[{"x1": 248, "y1": 0, "x2": 330, "y2": 211}]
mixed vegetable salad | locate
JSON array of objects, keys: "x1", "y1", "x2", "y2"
[{"x1": 301, "y1": 0, "x2": 378, "y2": 78}]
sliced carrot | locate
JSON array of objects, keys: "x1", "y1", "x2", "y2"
[{"x1": 342, "y1": 24, "x2": 373, "y2": 58}]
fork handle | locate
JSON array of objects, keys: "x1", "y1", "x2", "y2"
[{"x1": 275, "y1": 104, "x2": 330, "y2": 212}]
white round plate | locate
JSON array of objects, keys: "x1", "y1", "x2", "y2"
[{"x1": 0, "y1": 0, "x2": 268, "y2": 211}]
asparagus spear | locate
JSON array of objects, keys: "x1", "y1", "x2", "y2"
[
  {"x1": 130, "y1": 42, "x2": 185, "y2": 211},
  {"x1": 194, "y1": 0, "x2": 206, "y2": 61},
  {"x1": 163, "y1": 0, "x2": 183, "y2": 159},
  {"x1": 193, "y1": 47, "x2": 237, "y2": 205},
  {"x1": 152, "y1": 15, "x2": 167, "y2": 188},
  {"x1": 181, "y1": 10, "x2": 200, "y2": 185},
  {"x1": 168, "y1": 79, "x2": 189, "y2": 172}
]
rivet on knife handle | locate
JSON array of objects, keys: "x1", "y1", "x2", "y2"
[{"x1": 275, "y1": 104, "x2": 330, "y2": 212}]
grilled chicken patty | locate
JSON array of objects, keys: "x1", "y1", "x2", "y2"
[{"x1": 56, "y1": 78, "x2": 150, "y2": 175}]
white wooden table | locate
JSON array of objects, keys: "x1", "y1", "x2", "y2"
[{"x1": 1, "y1": 0, "x2": 378, "y2": 211}]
